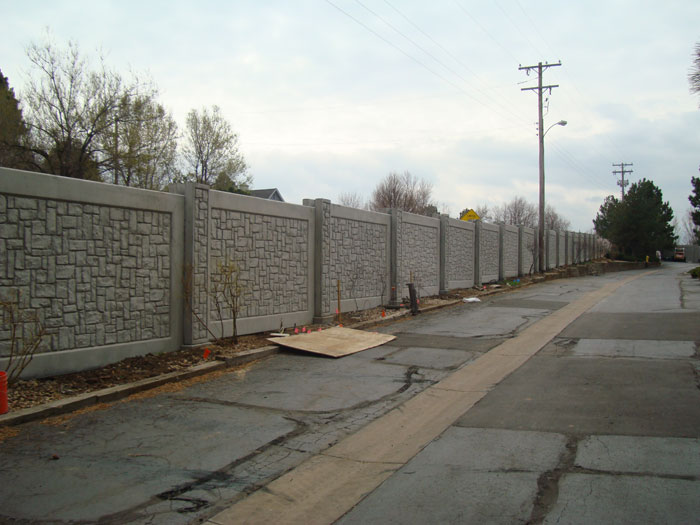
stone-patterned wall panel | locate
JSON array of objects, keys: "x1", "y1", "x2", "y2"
[
  {"x1": 329, "y1": 217, "x2": 388, "y2": 304},
  {"x1": 558, "y1": 232, "x2": 566, "y2": 267},
  {"x1": 446, "y1": 224, "x2": 474, "y2": 284},
  {"x1": 547, "y1": 230, "x2": 557, "y2": 270},
  {"x1": 522, "y1": 229, "x2": 536, "y2": 275},
  {"x1": 209, "y1": 209, "x2": 309, "y2": 320},
  {"x1": 399, "y1": 220, "x2": 439, "y2": 294},
  {"x1": 572, "y1": 233, "x2": 581, "y2": 263},
  {"x1": 504, "y1": 227, "x2": 519, "y2": 278},
  {"x1": 480, "y1": 223, "x2": 499, "y2": 282},
  {"x1": 567, "y1": 232, "x2": 574, "y2": 265},
  {"x1": 0, "y1": 195, "x2": 171, "y2": 355}
]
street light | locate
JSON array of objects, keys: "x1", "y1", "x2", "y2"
[
  {"x1": 538, "y1": 119, "x2": 567, "y2": 272},
  {"x1": 544, "y1": 120, "x2": 567, "y2": 137}
]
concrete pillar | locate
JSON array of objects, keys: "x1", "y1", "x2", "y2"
[
  {"x1": 498, "y1": 224, "x2": 506, "y2": 281},
  {"x1": 174, "y1": 182, "x2": 210, "y2": 346},
  {"x1": 389, "y1": 209, "x2": 402, "y2": 307},
  {"x1": 309, "y1": 198, "x2": 333, "y2": 324},
  {"x1": 439, "y1": 215, "x2": 448, "y2": 295},
  {"x1": 474, "y1": 220, "x2": 482, "y2": 287}
]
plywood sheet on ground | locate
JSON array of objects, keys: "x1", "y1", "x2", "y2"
[{"x1": 268, "y1": 327, "x2": 396, "y2": 358}]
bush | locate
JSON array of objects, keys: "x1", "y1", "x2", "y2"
[{"x1": 689, "y1": 267, "x2": 700, "y2": 279}]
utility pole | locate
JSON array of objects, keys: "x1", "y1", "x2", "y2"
[
  {"x1": 612, "y1": 162, "x2": 633, "y2": 200},
  {"x1": 519, "y1": 61, "x2": 561, "y2": 272}
]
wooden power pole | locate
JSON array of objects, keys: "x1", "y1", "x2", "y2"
[
  {"x1": 519, "y1": 61, "x2": 561, "y2": 272},
  {"x1": 613, "y1": 162, "x2": 633, "y2": 200}
]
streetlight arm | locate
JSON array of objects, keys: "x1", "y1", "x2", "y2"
[{"x1": 544, "y1": 120, "x2": 567, "y2": 137}]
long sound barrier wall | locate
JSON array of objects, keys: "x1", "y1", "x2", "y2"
[{"x1": 0, "y1": 168, "x2": 598, "y2": 377}]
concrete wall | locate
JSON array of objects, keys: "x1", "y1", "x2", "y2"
[
  {"x1": 477, "y1": 221, "x2": 500, "y2": 284},
  {"x1": 557, "y1": 231, "x2": 566, "y2": 267},
  {"x1": 392, "y1": 210, "x2": 440, "y2": 299},
  {"x1": 681, "y1": 244, "x2": 700, "y2": 263},
  {"x1": 205, "y1": 189, "x2": 315, "y2": 339},
  {"x1": 546, "y1": 230, "x2": 557, "y2": 270},
  {"x1": 519, "y1": 226, "x2": 537, "y2": 276},
  {"x1": 0, "y1": 168, "x2": 183, "y2": 377},
  {"x1": 323, "y1": 202, "x2": 390, "y2": 318},
  {"x1": 441, "y1": 217, "x2": 475, "y2": 291},
  {"x1": 0, "y1": 168, "x2": 603, "y2": 378},
  {"x1": 572, "y1": 233, "x2": 581, "y2": 264},
  {"x1": 499, "y1": 224, "x2": 519, "y2": 280}
]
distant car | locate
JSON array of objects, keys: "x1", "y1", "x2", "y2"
[{"x1": 674, "y1": 247, "x2": 686, "y2": 262}]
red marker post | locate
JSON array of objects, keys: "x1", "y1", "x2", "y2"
[{"x1": 0, "y1": 371, "x2": 8, "y2": 415}]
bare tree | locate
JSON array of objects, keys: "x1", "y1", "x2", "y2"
[
  {"x1": 545, "y1": 204, "x2": 571, "y2": 231},
  {"x1": 492, "y1": 196, "x2": 538, "y2": 226},
  {"x1": 182, "y1": 105, "x2": 250, "y2": 189},
  {"x1": 21, "y1": 34, "x2": 144, "y2": 180},
  {"x1": 337, "y1": 191, "x2": 366, "y2": 209},
  {"x1": 369, "y1": 171, "x2": 434, "y2": 215},
  {"x1": 690, "y1": 42, "x2": 700, "y2": 106},
  {"x1": 100, "y1": 95, "x2": 179, "y2": 189},
  {"x1": 475, "y1": 204, "x2": 491, "y2": 222}
]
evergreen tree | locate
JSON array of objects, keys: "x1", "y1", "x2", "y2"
[
  {"x1": 0, "y1": 69, "x2": 32, "y2": 169},
  {"x1": 594, "y1": 179, "x2": 676, "y2": 259},
  {"x1": 689, "y1": 174, "x2": 700, "y2": 243}
]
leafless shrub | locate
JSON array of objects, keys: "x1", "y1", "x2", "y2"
[
  {"x1": 210, "y1": 258, "x2": 244, "y2": 344},
  {"x1": 182, "y1": 264, "x2": 218, "y2": 342},
  {"x1": 1, "y1": 290, "x2": 46, "y2": 384}
]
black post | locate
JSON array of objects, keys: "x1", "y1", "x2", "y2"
[{"x1": 407, "y1": 283, "x2": 420, "y2": 315}]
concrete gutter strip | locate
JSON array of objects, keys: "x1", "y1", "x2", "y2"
[
  {"x1": 207, "y1": 270, "x2": 655, "y2": 525},
  {"x1": 0, "y1": 261, "x2": 646, "y2": 428}
]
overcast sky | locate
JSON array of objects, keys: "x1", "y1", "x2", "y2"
[{"x1": 3, "y1": 1, "x2": 699, "y2": 232}]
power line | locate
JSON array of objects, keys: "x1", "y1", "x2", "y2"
[
  {"x1": 381, "y1": 0, "x2": 530, "y2": 125},
  {"x1": 327, "y1": 0, "x2": 536, "y2": 130},
  {"x1": 452, "y1": 0, "x2": 520, "y2": 64},
  {"x1": 494, "y1": 0, "x2": 546, "y2": 58},
  {"x1": 352, "y1": 0, "x2": 530, "y2": 126}
]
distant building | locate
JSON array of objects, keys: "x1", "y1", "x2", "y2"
[{"x1": 249, "y1": 188, "x2": 285, "y2": 202}]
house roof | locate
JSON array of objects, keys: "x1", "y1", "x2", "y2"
[{"x1": 250, "y1": 188, "x2": 284, "y2": 202}]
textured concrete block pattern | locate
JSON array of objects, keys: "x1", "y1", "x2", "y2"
[
  {"x1": 210, "y1": 208, "x2": 309, "y2": 319},
  {"x1": 329, "y1": 216, "x2": 388, "y2": 304},
  {"x1": 0, "y1": 195, "x2": 171, "y2": 354},
  {"x1": 191, "y1": 186, "x2": 209, "y2": 341},
  {"x1": 446, "y1": 223, "x2": 474, "y2": 285},
  {"x1": 400, "y1": 218, "x2": 439, "y2": 293},
  {"x1": 521, "y1": 229, "x2": 536, "y2": 276},
  {"x1": 547, "y1": 230, "x2": 557, "y2": 270},
  {"x1": 480, "y1": 223, "x2": 499, "y2": 282},
  {"x1": 503, "y1": 227, "x2": 519, "y2": 278},
  {"x1": 558, "y1": 232, "x2": 566, "y2": 267}
]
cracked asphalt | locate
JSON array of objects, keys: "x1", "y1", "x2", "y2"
[
  {"x1": 1, "y1": 263, "x2": 699, "y2": 524},
  {"x1": 335, "y1": 263, "x2": 700, "y2": 525}
]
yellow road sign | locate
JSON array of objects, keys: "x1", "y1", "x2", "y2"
[{"x1": 460, "y1": 209, "x2": 480, "y2": 221}]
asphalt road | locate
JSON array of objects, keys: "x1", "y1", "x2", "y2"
[
  {"x1": 1, "y1": 263, "x2": 698, "y2": 524},
  {"x1": 335, "y1": 263, "x2": 700, "y2": 525}
]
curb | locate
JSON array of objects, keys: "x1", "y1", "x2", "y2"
[{"x1": 0, "y1": 346, "x2": 280, "y2": 428}]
